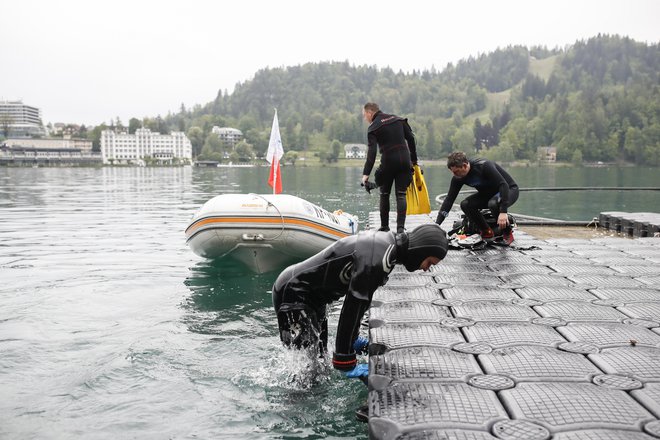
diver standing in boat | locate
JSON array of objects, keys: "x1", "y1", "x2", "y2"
[
  {"x1": 272, "y1": 224, "x2": 447, "y2": 375},
  {"x1": 361, "y1": 103, "x2": 418, "y2": 234},
  {"x1": 435, "y1": 151, "x2": 519, "y2": 245}
]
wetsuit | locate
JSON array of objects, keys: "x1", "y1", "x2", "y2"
[
  {"x1": 363, "y1": 111, "x2": 418, "y2": 233},
  {"x1": 436, "y1": 158, "x2": 519, "y2": 232},
  {"x1": 272, "y1": 230, "x2": 400, "y2": 371}
]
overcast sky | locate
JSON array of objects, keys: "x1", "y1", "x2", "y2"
[{"x1": 2, "y1": 0, "x2": 658, "y2": 126}]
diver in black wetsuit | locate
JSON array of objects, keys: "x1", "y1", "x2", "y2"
[
  {"x1": 361, "y1": 102, "x2": 418, "y2": 234},
  {"x1": 272, "y1": 223, "x2": 447, "y2": 378},
  {"x1": 435, "y1": 151, "x2": 519, "y2": 244}
]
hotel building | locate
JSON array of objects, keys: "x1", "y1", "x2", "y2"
[
  {"x1": 101, "y1": 128, "x2": 192, "y2": 165},
  {"x1": 211, "y1": 126, "x2": 243, "y2": 148},
  {"x1": 0, "y1": 100, "x2": 46, "y2": 137}
]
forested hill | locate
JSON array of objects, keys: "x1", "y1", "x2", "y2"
[{"x1": 160, "y1": 34, "x2": 658, "y2": 165}]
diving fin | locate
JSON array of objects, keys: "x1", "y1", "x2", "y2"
[{"x1": 457, "y1": 233, "x2": 484, "y2": 248}]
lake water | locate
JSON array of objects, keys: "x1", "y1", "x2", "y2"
[{"x1": 1, "y1": 165, "x2": 658, "y2": 439}]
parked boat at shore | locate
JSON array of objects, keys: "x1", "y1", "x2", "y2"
[{"x1": 185, "y1": 193, "x2": 358, "y2": 273}]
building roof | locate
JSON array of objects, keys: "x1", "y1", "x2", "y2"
[{"x1": 212, "y1": 126, "x2": 243, "y2": 135}]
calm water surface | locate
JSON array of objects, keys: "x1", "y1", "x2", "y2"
[{"x1": 1, "y1": 165, "x2": 658, "y2": 439}]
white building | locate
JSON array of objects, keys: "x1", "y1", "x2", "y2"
[
  {"x1": 5, "y1": 137, "x2": 92, "y2": 153},
  {"x1": 344, "y1": 143, "x2": 367, "y2": 159},
  {"x1": 537, "y1": 146, "x2": 557, "y2": 162},
  {"x1": 0, "y1": 100, "x2": 46, "y2": 138},
  {"x1": 101, "y1": 128, "x2": 192, "y2": 165},
  {"x1": 211, "y1": 126, "x2": 243, "y2": 148}
]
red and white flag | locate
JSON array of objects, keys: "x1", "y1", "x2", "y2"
[{"x1": 266, "y1": 110, "x2": 284, "y2": 194}]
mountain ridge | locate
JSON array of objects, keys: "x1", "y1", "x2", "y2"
[{"x1": 157, "y1": 34, "x2": 659, "y2": 165}]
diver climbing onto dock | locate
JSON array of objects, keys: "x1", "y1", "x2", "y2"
[
  {"x1": 436, "y1": 151, "x2": 519, "y2": 245},
  {"x1": 272, "y1": 224, "x2": 447, "y2": 378},
  {"x1": 361, "y1": 102, "x2": 418, "y2": 234}
]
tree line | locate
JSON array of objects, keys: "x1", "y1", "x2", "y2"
[{"x1": 82, "y1": 34, "x2": 659, "y2": 166}]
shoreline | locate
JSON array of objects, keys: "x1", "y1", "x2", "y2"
[{"x1": 0, "y1": 158, "x2": 641, "y2": 169}]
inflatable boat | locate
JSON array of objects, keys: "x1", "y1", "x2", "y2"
[{"x1": 185, "y1": 193, "x2": 359, "y2": 273}]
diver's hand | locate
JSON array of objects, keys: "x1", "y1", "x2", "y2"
[
  {"x1": 361, "y1": 181, "x2": 377, "y2": 194},
  {"x1": 497, "y1": 213, "x2": 509, "y2": 229},
  {"x1": 352, "y1": 336, "x2": 369, "y2": 354},
  {"x1": 361, "y1": 175, "x2": 369, "y2": 185},
  {"x1": 343, "y1": 364, "x2": 368, "y2": 379}
]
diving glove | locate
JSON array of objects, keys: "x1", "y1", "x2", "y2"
[
  {"x1": 343, "y1": 363, "x2": 368, "y2": 379},
  {"x1": 352, "y1": 336, "x2": 369, "y2": 354}
]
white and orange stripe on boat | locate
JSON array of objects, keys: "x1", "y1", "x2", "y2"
[{"x1": 185, "y1": 216, "x2": 352, "y2": 240}]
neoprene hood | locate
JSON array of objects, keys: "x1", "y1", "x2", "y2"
[{"x1": 403, "y1": 224, "x2": 448, "y2": 271}]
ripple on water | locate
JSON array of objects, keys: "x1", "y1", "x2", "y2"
[{"x1": 0, "y1": 167, "x2": 380, "y2": 439}]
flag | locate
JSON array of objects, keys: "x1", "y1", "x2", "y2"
[{"x1": 266, "y1": 109, "x2": 284, "y2": 194}]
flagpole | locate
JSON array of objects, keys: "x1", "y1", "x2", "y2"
[
  {"x1": 272, "y1": 156, "x2": 277, "y2": 195},
  {"x1": 273, "y1": 108, "x2": 277, "y2": 195}
]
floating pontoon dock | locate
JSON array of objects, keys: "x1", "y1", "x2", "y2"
[{"x1": 367, "y1": 210, "x2": 660, "y2": 440}]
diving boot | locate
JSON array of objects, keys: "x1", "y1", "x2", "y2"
[
  {"x1": 481, "y1": 227, "x2": 495, "y2": 242},
  {"x1": 502, "y1": 228, "x2": 514, "y2": 246}
]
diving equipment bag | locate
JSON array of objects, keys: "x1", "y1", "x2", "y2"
[{"x1": 450, "y1": 209, "x2": 517, "y2": 236}]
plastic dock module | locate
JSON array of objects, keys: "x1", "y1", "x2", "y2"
[
  {"x1": 599, "y1": 212, "x2": 660, "y2": 238},
  {"x1": 367, "y1": 213, "x2": 660, "y2": 440}
]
